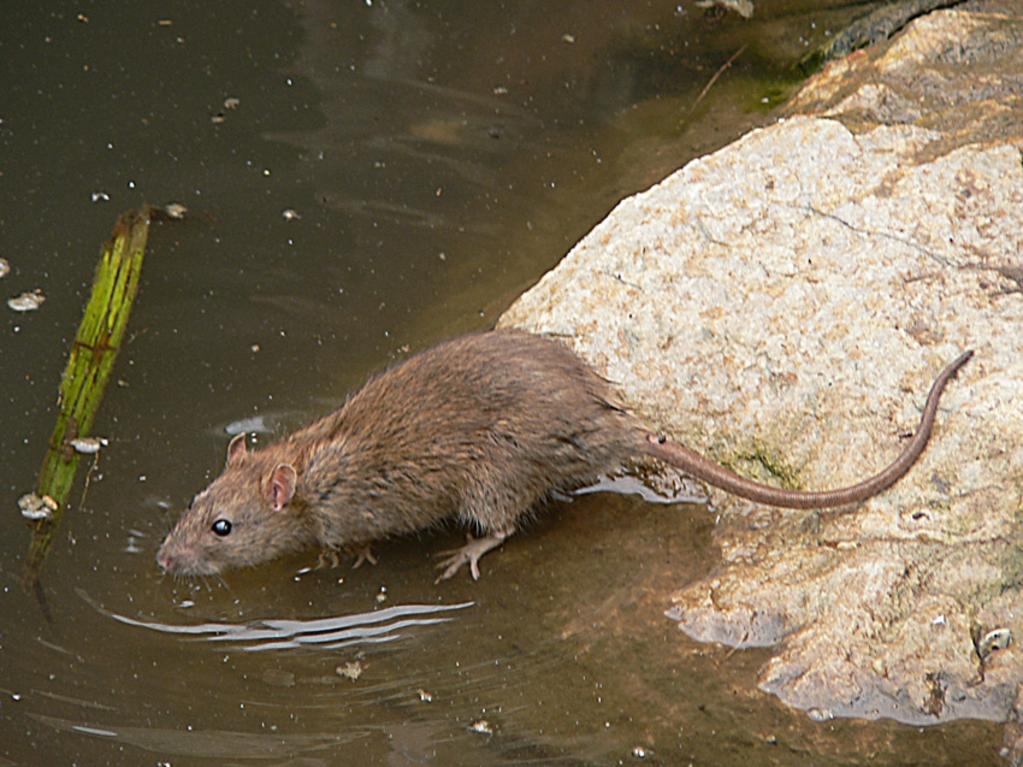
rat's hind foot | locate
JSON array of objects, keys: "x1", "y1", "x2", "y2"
[{"x1": 434, "y1": 528, "x2": 513, "y2": 583}]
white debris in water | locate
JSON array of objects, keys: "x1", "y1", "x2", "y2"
[
  {"x1": 336, "y1": 661, "x2": 364, "y2": 681},
  {"x1": 469, "y1": 719, "x2": 493, "y2": 735},
  {"x1": 225, "y1": 416, "x2": 270, "y2": 435},
  {"x1": 164, "y1": 202, "x2": 188, "y2": 219},
  {"x1": 70, "y1": 436, "x2": 108, "y2": 454},
  {"x1": 7, "y1": 289, "x2": 45, "y2": 312},
  {"x1": 282, "y1": 208, "x2": 301, "y2": 221},
  {"x1": 0, "y1": 258, "x2": 9, "y2": 279},
  {"x1": 18, "y1": 493, "x2": 58, "y2": 521}
]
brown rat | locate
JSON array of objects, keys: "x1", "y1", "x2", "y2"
[{"x1": 156, "y1": 329, "x2": 971, "y2": 580}]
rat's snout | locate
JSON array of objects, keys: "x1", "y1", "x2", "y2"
[
  {"x1": 156, "y1": 534, "x2": 218, "y2": 576},
  {"x1": 156, "y1": 535, "x2": 189, "y2": 574},
  {"x1": 156, "y1": 547, "x2": 175, "y2": 573}
]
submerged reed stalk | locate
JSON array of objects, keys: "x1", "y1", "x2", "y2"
[{"x1": 23, "y1": 208, "x2": 151, "y2": 587}]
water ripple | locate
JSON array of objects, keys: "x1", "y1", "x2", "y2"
[{"x1": 82, "y1": 590, "x2": 474, "y2": 653}]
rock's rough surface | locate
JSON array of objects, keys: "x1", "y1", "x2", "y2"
[{"x1": 500, "y1": 3, "x2": 1023, "y2": 726}]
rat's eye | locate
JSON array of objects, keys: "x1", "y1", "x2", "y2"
[{"x1": 211, "y1": 519, "x2": 232, "y2": 537}]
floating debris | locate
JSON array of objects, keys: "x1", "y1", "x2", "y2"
[
  {"x1": 91, "y1": 191, "x2": 110, "y2": 203},
  {"x1": 223, "y1": 97, "x2": 240, "y2": 110},
  {"x1": 225, "y1": 416, "x2": 270, "y2": 435},
  {"x1": 416, "y1": 688, "x2": 433, "y2": 703},
  {"x1": 561, "y1": 33, "x2": 576, "y2": 44},
  {"x1": 282, "y1": 208, "x2": 301, "y2": 221},
  {"x1": 0, "y1": 258, "x2": 10, "y2": 278},
  {"x1": 19, "y1": 493, "x2": 58, "y2": 521},
  {"x1": 336, "y1": 661, "x2": 364, "y2": 681},
  {"x1": 210, "y1": 113, "x2": 226, "y2": 125},
  {"x1": 979, "y1": 628, "x2": 1012, "y2": 660},
  {"x1": 631, "y1": 745, "x2": 649, "y2": 759},
  {"x1": 8, "y1": 289, "x2": 45, "y2": 312},
  {"x1": 70, "y1": 436, "x2": 109, "y2": 455},
  {"x1": 163, "y1": 202, "x2": 188, "y2": 220},
  {"x1": 469, "y1": 719, "x2": 493, "y2": 735}
]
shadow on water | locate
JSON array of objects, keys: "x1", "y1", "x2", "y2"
[{"x1": 0, "y1": 0, "x2": 1006, "y2": 765}]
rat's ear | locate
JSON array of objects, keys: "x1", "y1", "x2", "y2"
[
  {"x1": 226, "y1": 432, "x2": 248, "y2": 468},
  {"x1": 266, "y1": 464, "x2": 297, "y2": 511}
]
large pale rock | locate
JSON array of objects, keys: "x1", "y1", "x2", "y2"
[{"x1": 500, "y1": 4, "x2": 1023, "y2": 726}]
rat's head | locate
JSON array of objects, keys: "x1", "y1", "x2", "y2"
[{"x1": 156, "y1": 433, "x2": 313, "y2": 576}]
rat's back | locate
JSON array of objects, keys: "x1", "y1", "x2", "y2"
[{"x1": 302, "y1": 329, "x2": 638, "y2": 537}]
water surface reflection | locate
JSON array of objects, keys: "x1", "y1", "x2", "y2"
[{"x1": 0, "y1": 1, "x2": 1005, "y2": 765}]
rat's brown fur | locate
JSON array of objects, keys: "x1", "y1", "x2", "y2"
[{"x1": 156, "y1": 329, "x2": 970, "y2": 579}]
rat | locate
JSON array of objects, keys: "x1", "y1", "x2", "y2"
[{"x1": 156, "y1": 329, "x2": 971, "y2": 581}]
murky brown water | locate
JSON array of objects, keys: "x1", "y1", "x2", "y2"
[{"x1": 1, "y1": 1, "x2": 1005, "y2": 765}]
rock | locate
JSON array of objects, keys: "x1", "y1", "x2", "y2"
[
  {"x1": 797, "y1": 0, "x2": 971, "y2": 73},
  {"x1": 499, "y1": 3, "x2": 1023, "y2": 726}
]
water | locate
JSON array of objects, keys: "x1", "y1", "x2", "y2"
[{"x1": 0, "y1": 1, "x2": 1004, "y2": 764}]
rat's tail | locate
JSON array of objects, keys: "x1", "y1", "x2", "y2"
[{"x1": 643, "y1": 350, "x2": 973, "y2": 509}]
